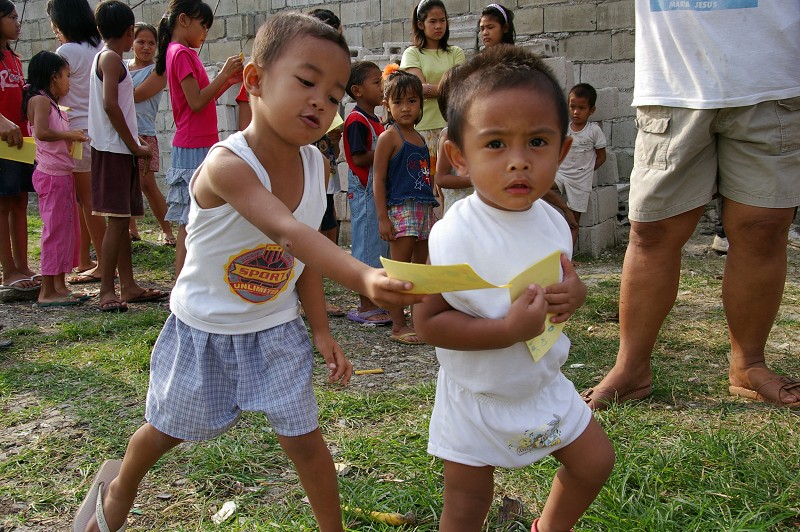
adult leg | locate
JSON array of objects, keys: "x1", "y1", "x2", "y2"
[
  {"x1": 75, "y1": 171, "x2": 105, "y2": 276},
  {"x1": 583, "y1": 207, "x2": 704, "y2": 409},
  {"x1": 538, "y1": 418, "x2": 615, "y2": 532},
  {"x1": 723, "y1": 200, "x2": 798, "y2": 405},
  {"x1": 278, "y1": 429, "x2": 344, "y2": 532},
  {"x1": 439, "y1": 460, "x2": 494, "y2": 532},
  {"x1": 84, "y1": 423, "x2": 182, "y2": 532}
]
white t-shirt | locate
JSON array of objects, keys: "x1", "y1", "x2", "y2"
[
  {"x1": 170, "y1": 133, "x2": 326, "y2": 334},
  {"x1": 556, "y1": 122, "x2": 606, "y2": 191},
  {"x1": 426, "y1": 194, "x2": 591, "y2": 467},
  {"x1": 632, "y1": 0, "x2": 800, "y2": 108},
  {"x1": 56, "y1": 41, "x2": 103, "y2": 131}
]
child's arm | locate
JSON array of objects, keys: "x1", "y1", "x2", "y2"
[
  {"x1": 195, "y1": 149, "x2": 424, "y2": 309},
  {"x1": 181, "y1": 55, "x2": 243, "y2": 113},
  {"x1": 133, "y1": 70, "x2": 166, "y2": 103},
  {"x1": 296, "y1": 267, "x2": 352, "y2": 385},
  {"x1": 98, "y1": 53, "x2": 150, "y2": 158},
  {"x1": 372, "y1": 130, "x2": 396, "y2": 242},
  {"x1": 543, "y1": 254, "x2": 587, "y2": 324},
  {"x1": 415, "y1": 284, "x2": 547, "y2": 350},
  {"x1": 594, "y1": 147, "x2": 607, "y2": 170},
  {"x1": 435, "y1": 129, "x2": 471, "y2": 190},
  {"x1": 29, "y1": 96, "x2": 90, "y2": 144}
]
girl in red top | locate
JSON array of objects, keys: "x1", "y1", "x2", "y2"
[{"x1": 0, "y1": 0, "x2": 38, "y2": 292}]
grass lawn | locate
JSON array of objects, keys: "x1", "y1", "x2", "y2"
[{"x1": 1, "y1": 211, "x2": 798, "y2": 531}]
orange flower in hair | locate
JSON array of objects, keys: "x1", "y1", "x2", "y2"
[{"x1": 383, "y1": 63, "x2": 400, "y2": 80}]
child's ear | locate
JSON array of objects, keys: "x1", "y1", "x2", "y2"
[
  {"x1": 589, "y1": 106, "x2": 596, "y2": 116},
  {"x1": 558, "y1": 136, "x2": 573, "y2": 166},
  {"x1": 444, "y1": 139, "x2": 468, "y2": 177},
  {"x1": 242, "y1": 63, "x2": 261, "y2": 96},
  {"x1": 351, "y1": 84, "x2": 363, "y2": 98}
]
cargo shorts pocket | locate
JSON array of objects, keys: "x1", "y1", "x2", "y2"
[
  {"x1": 634, "y1": 106, "x2": 671, "y2": 171},
  {"x1": 776, "y1": 97, "x2": 800, "y2": 153}
]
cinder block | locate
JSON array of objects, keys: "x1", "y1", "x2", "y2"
[
  {"x1": 338, "y1": 220, "x2": 352, "y2": 247},
  {"x1": 542, "y1": 57, "x2": 574, "y2": 93},
  {"x1": 617, "y1": 90, "x2": 635, "y2": 117},
  {"x1": 592, "y1": 88, "x2": 618, "y2": 121},
  {"x1": 514, "y1": 7, "x2": 544, "y2": 35},
  {"x1": 237, "y1": 0, "x2": 270, "y2": 13},
  {"x1": 597, "y1": 0, "x2": 636, "y2": 30},
  {"x1": 225, "y1": 16, "x2": 243, "y2": 41},
  {"x1": 579, "y1": 61, "x2": 635, "y2": 91},
  {"x1": 577, "y1": 218, "x2": 616, "y2": 257},
  {"x1": 207, "y1": 41, "x2": 243, "y2": 64},
  {"x1": 345, "y1": 27, "x2": 365, "y2": 49},
  {"x1": 334, "y1": 191, "x2": 350, "y2": 221},
  {"x1": 450, "y1": 32, "x2": 478, "y2": 52},
  {"x1": 580, "y1": 185, "x2": 618, "y2": 227},
  {"x1": 217, "y1": 84, "x2": 241, "y2": 106},
  {"x1": 611, "y1": 30, "x2": 635, "y2": 60},
  {"x1": 381, "y1": 0, "x2": 414, "y2": 21},
  {"x1": 560, "y1": 33, "x2": 611, "y2": 62},
  {"x1": 383, "y1": 42, "x2": 410, "y2": 56},
  {"x1": 593, "y1": 151, "x2": 618, "y2": 187},
  {"x1": 611, "y1": 118, "x2": 637, "y2": 149},
  {"x1": 213, "y1": 1, "x2": 238, "y2": 17},
  {"x1": 616, "y1": 182, "x2": 630, "y2": 217},
  {"x1": 337, "y1": 162, "x2": 350, "y2": 192},
  {"x1": 517, "y1": 38, "x2": 558, "y2": 58},
  {"x1": 216, "y1": 104, "x2": 238, "y2": 133},
  {"x1": 349, "y1": 47, "x2": 369, "y2": 61},
  {"x1": 545, "y1": 4, "x2": 597, "y2": 33},
  {"x1": 22, "y1": 21, "x2": 40, "y2": 41},
  {"x1": 342, "y1": 0, "x2": 381, "y2": 25}
]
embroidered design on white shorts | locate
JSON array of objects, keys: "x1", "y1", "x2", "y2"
[{"x1": 506, "y1": 414, "x2": 562, "y2": 456}]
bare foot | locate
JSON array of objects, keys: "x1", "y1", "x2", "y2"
[{"x1": 581, "y1": 366, "x2": 653, "y2": 410}]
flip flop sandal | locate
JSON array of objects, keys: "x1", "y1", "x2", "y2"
[
  {"x1": 729, "y1": 377, "x2": 800, "y2": 408},
  {"x1": 346, "y1": 308, "x2": 392, "y2": 326},
  {"x1": 73, "y1": 459, "x2": 126, "y2": 532}
]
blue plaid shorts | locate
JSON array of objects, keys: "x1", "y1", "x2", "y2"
[{"x1": 145, "y1": 314, "x2": 319, "y2": 440}]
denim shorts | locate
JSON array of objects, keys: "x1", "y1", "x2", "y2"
[
  {"x1": 629, "y1": 99, "x2": 800, "y2": 222},
  {"x1": 348, "y1": 168, "x2": 388, "y2": 267},
  {"x1": 165, "y1": 146, "x2": 210, "y2": 225}
]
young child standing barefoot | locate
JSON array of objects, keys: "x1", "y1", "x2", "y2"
[
  {"x1": 24, "y1": 51, "x2": 91, "y2": 307},
  {"x1": 72, "y1": 13, "x2": 422, "y2": 532},
  {"x1": 414, "y1": 46, "x2": 614, "y2": 532},
  {"x1": 127, "y1": 22, "x2": 175, "y2": 246},
  {"x1": 374, "y1": 68, "x2": 438, "y2": 345},
  {"x1": 156, "y1": 0, "x2": 243, "y2": 276}
]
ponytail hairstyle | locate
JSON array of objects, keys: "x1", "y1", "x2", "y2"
[
  {"x1": 411, "y1": 0, "x2": 450, "y2": 51},
  {"x1": 46, "y1": 0, "x2": 102, "y2": 47},
  {"x1": 23, "y1": 50, "x2": 69, "y2": 117},
  {"x1": 481, "y1": 3, "x2": 515, "y2": 45},
  {"x1": 382, "y1": 68, "x2": 424, "y2": 126},
  {"x1": 155, "y1": 0, "x2": 214, "y2": 75}
]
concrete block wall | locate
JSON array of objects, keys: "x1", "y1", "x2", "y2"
[{"x1": 15, "y1": 0, "x2": 637, "y2": 254}]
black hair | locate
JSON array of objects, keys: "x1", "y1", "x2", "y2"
[
  {"x1": 308, "y1": 8, "x2": 341, "y2": 31},
  {"x1": 383, "y1": 70, "x2": 424, "y2": 126},
  {"x1": 569, "y1": 82, "x2": 598, "y2": 107},
  {"x1": 155, "y1": 0, "x2": 214, "y2": 75},
  {"x1": 0, "y1": 0, "x2": 16, "y2": 52},
  {"x1": 134, "y1": 22, "x2": 158, "y2": 40},
  {"x1": 251, "y1": 12, "x2": 349, "y2": 72},
  {"x1": 436, "y1": 64, "x2": 460, "y2": 120},
  {"x1": 95, "y1": 0, "x2": 135, "y2": 40},
  {"x1": 411, "y1": 0, "x2": 450, "y2": 51},
  {"x1": 447, "y1": 44, "x2": 568, "y2": 148},
  {"x1": 23, "y1": 50, "x2": 69, "y2": 117},
  {"x1": 46, "y1": 0, "x2": 102, "y2": 47},
  {"x1": 346, "y1": 61, "x2": 380, "y2": 99},
  {"x1": 480, "y1": 3, "x2": 515, "y2": 45}
]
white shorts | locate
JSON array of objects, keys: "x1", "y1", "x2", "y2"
[{"x1": 427, "y1": 369, "x2": 591, "y2": 468}]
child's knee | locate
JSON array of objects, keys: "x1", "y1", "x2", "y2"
[{"x1": 278, "y1": 429, "x2": 329, "y2": 462}]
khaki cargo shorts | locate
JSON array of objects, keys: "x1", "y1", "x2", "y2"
[{"x1": 628, "y1": 97, "x2": 800, "y2": 222}]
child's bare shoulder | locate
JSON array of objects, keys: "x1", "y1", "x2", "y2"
[{"x1": 199, "y1": 145, "x2": 253, "y2": 185}]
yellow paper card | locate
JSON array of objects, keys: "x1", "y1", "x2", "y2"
[
  {"x1": 71, "y1": 140, "x2": 83, "y2": 160},
  {"x1": 327, "y1": 112, "x2": 344, "y2": 134},
  {"x1": 380, "y1": 257, "x2": 497, "y2": 294},
  {"x1": 507, "y1": 251, "x2": 564, "y2": 362},
  {"x1": 0, "y1": 137, "x2": 36, "y2": 165}
]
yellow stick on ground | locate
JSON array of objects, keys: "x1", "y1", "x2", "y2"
[
  {"x1": 354, "y1": 368, "x2": 384, "y2": 375},
  {"x1": 343, "y1": 506, "x2": 416, "y2": 525}
]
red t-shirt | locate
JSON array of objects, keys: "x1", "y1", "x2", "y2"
[
  {"x1": 0, "y1": 49, "x2": 26, "y2": 132},
  {"x1": 166, "y1": 42, "x2": 218, "y2": 148},
  {"x1": 235, "y1": 83, "x2": 248, "y2": 103}
]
